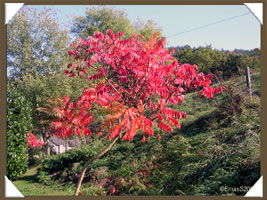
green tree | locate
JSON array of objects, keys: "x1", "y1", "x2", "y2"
[
  {"x1": 7, "y1": 83, "x2": 33, "y2": 180},
  {"x1": 7, "y1": 7, "x2": 88, "y2": 156},
  {"x1": 71, "y1": 6, "x2": 135, "y2": 39},
  {"x1": 71, "y1": 6, "x2": 162, "y2": 40},
  {"x1": 7, "y1": 7, "x2": 69, "y2": 79},
  {"x1": 134, "y1": 18, "x2": 162, "y2": 41}
]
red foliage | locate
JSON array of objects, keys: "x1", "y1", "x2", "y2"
[
  {"x1": 50, "y1": 29, "x2": 225, "y2": 142},
  {"x1": 27, "y1": 132, "x2": 45, "y2": 148},
  {"x1": 111, "y1": 186, "x2": 116, "y2": 194}
]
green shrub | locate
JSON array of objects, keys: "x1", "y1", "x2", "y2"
[
  {"x1": 37, "y1": 139, "x2": 106, "y2": 184},
  {"x1": 36, "y1": 170, "x2": 53, "y2": 185},
  {"x1": 7, "y1": 83, "x2": 33, "y2": 180}
]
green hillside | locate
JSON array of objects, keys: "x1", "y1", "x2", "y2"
[{"x1": 14, "y1": 73, "x2": 260, "y2": 196}]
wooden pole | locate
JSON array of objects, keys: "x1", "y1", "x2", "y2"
[{"x1": 245, "y1": 66, "x2": 252, "y2": 99}]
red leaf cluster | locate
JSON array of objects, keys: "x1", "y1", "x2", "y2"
[{"x1": 27, "y1": 132, "x2": 45, "y2": 148}]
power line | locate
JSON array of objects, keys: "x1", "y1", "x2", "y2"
[{"x1": 166, "y1": 12, "x2": 251, "y2": 38}]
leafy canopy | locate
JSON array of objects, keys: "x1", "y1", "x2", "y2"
[
  {"x1": 50, "y1": 29, "x2": 225, "y2": 143},
  {"x1": 7, "y1": 7, "x2": 69, "y2": 79},
  {"x1": 71, "y1": 6, "x2": 135, "y2": 39},
  {"x1": 71, "y1": 6, "x2": 162, "y2": 41}
]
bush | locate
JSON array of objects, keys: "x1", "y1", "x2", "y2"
[
  {"x1": 37, "y1": 139, "x2": 106, "y2": 185},
  {"x1": 7, "y1": 83, "x2": 33, "y2": 180}
]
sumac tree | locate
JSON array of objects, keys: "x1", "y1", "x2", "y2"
[{"x1": 33, "y1": 30, "x2": 225, "y2": 195}]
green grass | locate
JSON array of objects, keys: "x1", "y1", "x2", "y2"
[
  {"x1": 15, "y1": 73, "x2": 260, "y2": 196},
  {"x1": 13, "y1": 166, "x2": 73, "y2": 196}
]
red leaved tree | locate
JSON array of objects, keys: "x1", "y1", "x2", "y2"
[{"x1": 46, "y1": 30, "x2": 225, "y2": 195}]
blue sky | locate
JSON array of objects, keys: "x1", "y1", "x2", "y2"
[{"x1": 27, "y1": 5, "x2": 260, "y2": 51}]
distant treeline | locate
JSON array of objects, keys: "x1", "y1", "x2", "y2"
[{"x1": 170, "y1": 45, "x2": 260, "y2": 81}]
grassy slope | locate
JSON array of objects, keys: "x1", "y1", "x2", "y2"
[
  {"x1": 14, "y1": 73, "x2": 260, "y2": 196},
  {"x1": 102, "y1": 73, "x2": 260, "y2": 196}
]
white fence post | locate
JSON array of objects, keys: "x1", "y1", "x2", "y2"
[{"x1": 246, "y1": 66, "x2": 252, "y2": 99}]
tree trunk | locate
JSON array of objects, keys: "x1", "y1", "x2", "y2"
[
  {"x1": 46, "y1": 144, "x2": 50, "y2": 156},
  {"x1": 39, "y1": 135, "x2": 44, "y2": 158},
  {"x1": 39, "y1": 150, "x2": 43, "y2": 159},
  {"x1": 74, "y1": 136, "x2": 119, "y2": 196},
  {"x1": 42, "y1": 134, "x2": 50, "y2": 156}
]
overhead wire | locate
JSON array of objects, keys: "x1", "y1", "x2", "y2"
[{"x1": 166, "y1": 12, "x2": 251, "y2": 38}]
